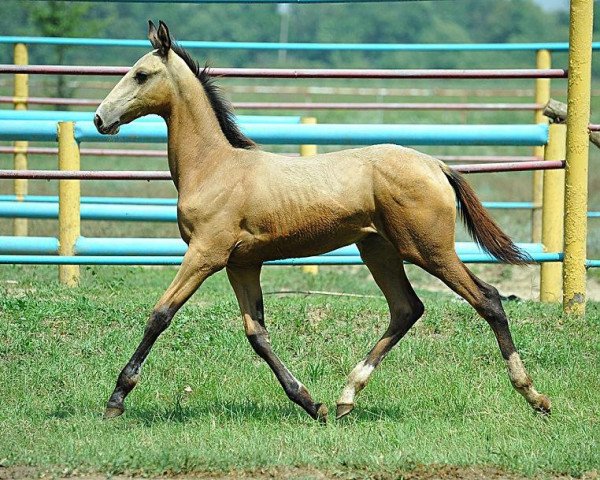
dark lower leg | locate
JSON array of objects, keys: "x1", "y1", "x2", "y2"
[
  {"x1": 104, "y1": 246, "x2": 223, "y2": 418},
  {"x1": 227, "y1": 266, "x2": 326, "y2": 422},
  {"x1": 105, "y1": 306, "x2": 175, "y2": 417},
  {"x1": 247, "y1": 327, "x2": 327, "y2": 421},
  {"x1": 476, "y1": 280, "x2": 550, "y2": 413},
  {"x1": 434, "y1": 263, "x2": 550, "y2": 414},
  {"x1": 336, "y1": 304, "x2": 423, "y2": 419}
]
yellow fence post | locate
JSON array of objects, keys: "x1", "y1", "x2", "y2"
[
  {"x1": 13, "y1": 43, "x2": 29, "y2": 237},
  {"x1": 299, "y1": 116, "x2": 317, "y2": 157},
  {"x1": 540, "y1": 124, "x2": 566, "y2": 302},
  {"x1": 532, "y1": 49, "x2": 551, "y2": 243},
  {"x1": 563, "y1": 0, "x2": 593, "y2": 315},
  {"x1": 58, "y1": 122, "x2": 81, "y2": 287},
  {"x1": 300, "y1": 117, "x2": 319, "y2": 275}
]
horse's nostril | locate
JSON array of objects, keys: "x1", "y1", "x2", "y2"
[{"x1": 94, "y1": 114, "x2": 103, "y2": 131}]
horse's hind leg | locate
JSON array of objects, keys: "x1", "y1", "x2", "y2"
[
  {"x1": 227, "y1": 265, "x2": 328, "y2": 422},
  {"x1": 336, "y1": 235, "x2": 424, "y2": 419},
  {"x1": 419, "y1": 251, "x2": 551, "y2": 414}
]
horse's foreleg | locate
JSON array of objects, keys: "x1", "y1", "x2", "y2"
[
  {"x1": 226, "y1": 265, "x2": 328, "y2": 422},
  {"x1": 336, "y1": 235, "x2": 424, "y2": 419},
  {"x1": 104, "y1": 244, "x2": 226, "y2": 418}
]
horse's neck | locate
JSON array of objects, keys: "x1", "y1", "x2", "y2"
[{"x1": 165, "y1": 77, "x2": 232, "y2": 193}]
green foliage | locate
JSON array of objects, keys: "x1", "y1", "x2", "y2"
[
  {"x1": 24, "y1": 1, "x2": 103, "y2": 38},
  {"x1": 0, "y1": 0, "x2": 577, "y2": 70},
  {"x1": 19, "y1": 1, "x2": 107, "y2": 101}
]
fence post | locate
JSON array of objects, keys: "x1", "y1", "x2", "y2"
[
  {"x1": 299, "y1": 116, "x2": 317, "y2": 157},
  {"x1": 58, "y1": 122, "x2": 80, "y2": 287},
  {"x1": 540, "y1": 124, "x2": 565, "y2": 302},
  {"x1": 563, "y1": 0, "x2": 593, "y2": 315},
  {"x1": 300, "y1": 116, "x2": 319, "y2": 275},
  {"x1": 13, "y1": 43, "x2": 29, "y2": 237},
  {"x1": 531, "y1": 49, "x2": 551, "y2": 243}
]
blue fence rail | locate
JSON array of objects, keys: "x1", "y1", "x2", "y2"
[
  {"x1": 1, "y1": 36, "x2": 599, "y2": 53},
  {"x1": 0, "y1": 110, "x2": 303, "y2": 124},
  {"x1": 0, "y1": 236, "x2": 565, "y2": 266},
  {"x1": 3, "y1": 237, "x2": 545, "y2": 257},
  {"x1": 10, "y1": 0, "x2": 457, "y2": 5},
  {"x1": 0, "y1": 199, "x2": 547, "y2": 222},
  {"x1": 0, "y1": 254, "x2": 566, "y2": 266},
  {"x1": 0, "y1": 195, "x2": 539, "y2": 208},
  {"x1": 3, "y1": 197, "x2": 598, "y2": 220},
  {"x1": 0, "y1": 119, "x2": 550, "y2": 146}
]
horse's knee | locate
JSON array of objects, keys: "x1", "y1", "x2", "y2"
[{"x1": 146, "y1": 306, "x2": 175, "y2": 335}]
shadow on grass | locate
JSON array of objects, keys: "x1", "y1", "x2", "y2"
[
  {"x1": 48, "y1": 404, "x2": 79, "y2": 419},
  {"x1": 104, "y1": 400, "x2": 311, "y2": 426},
  {"x1": 45, "y1": 397, "x2": 481, "y2": 425},
  {"x1": 45, "y1": 400, "x2": 301, "y2": 425}
]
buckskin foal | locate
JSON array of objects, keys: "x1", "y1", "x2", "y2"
[{"x1": 94, "y1": 21, "x2": 550, "y2": 422}]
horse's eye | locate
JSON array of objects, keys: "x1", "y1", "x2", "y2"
[{"x1": 134, "y1": 71, "x2": 149, "y2": 84}]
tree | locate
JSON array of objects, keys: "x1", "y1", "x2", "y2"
[{"x1": 25, "y1": 1, "x2": 106, "y2": 102}]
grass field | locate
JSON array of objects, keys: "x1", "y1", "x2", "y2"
[{"x1": 1, "y1": 264, "x2": 598, "y2": 478}]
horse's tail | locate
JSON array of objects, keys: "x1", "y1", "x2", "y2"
[{"x1": 442, "y1": 166, "x2": 531, "y2": 265}]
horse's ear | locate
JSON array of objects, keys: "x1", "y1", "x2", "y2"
[
  {"x1": 148, "y1": 20, "x2": 171, "y2": 57},
  {"x1": 148, "y1": 20, "x2": 161, "y2": 51},
  {"x1": 156, "y1": 20, "x2": 172, "y2": 57}
]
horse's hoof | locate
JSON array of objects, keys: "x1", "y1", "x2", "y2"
[
  {"x1": 533, "y1": 395, "x2": 551, "y2": 416},
  {"x1": 103, "y1": 405, "x2": 124, "y2": 419},
  {"x1": 314, "y1": 403, "x2": 328, "y2": 424},
  {"x1": 336, "y1": 403, "x2": 354, "y2": 420}
]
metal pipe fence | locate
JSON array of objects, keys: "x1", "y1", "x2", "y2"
[{"x1": 0, "y1": 64, "x2": 569, "y2": 79}]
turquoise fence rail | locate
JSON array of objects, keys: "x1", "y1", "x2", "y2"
[
  {"x1": 0, "y1": 1, "x2": 504, "y2": 6},
  {"x1": 1, "y1": 36, "x2": 599, "y2": 52},
  {"x1": 0, "y1": 120, "x2": 550, "y2": 146},
  {"x1": 0, "y1": 199, "x2": 545, "y2": 222},
  {"x1": 0, "y1": 196, "x2": 542, "y2": 211},
  {"x1": 0, "y1": 253, "x2": 565, "y2": 266},
  {"x1": 3, "y1": 237, "x2": 545, "y2": 257},
  {"x1": 0, "y1": 236, "x2": 561, "y2": 266},
  {"x1": 0, "y1": 110, "x2": 303, "y2": 124}
]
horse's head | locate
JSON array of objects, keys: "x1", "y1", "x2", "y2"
[{"x1": 95, "y1": 21, "x2": 176, "y2": 135}]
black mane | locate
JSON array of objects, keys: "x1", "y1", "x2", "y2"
[{"x1": 170, "y1": 43, "x2": 256, "y2": 150}]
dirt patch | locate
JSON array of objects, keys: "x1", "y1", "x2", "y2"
[
  {"x1": 1, "y1": 465, "x2": 597, "y2": 480},
  {"x1": 1, "y1": 280, "x2": 37, "y2": 299}
]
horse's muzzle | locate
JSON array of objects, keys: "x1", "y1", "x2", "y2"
[{"x1": 94, "y1": 114, "x2": 120, "y2": 135}]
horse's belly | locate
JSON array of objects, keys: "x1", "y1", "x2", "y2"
[{"x1": 229, "y1": 211, "x2": 375, "y2": 265}]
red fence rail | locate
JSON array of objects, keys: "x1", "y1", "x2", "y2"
[
  {"x1": 0, "y1": 65, "x2": 569, "y2": 79},
  {"x1": 0, "y1": 147, "x2": 543, "y2": 164},
  {"x1": 0, "y1": 96, "x2": 542, "y2": 111},
  {"x1": 0, "y1": 161, "x2": 565, "y2": 181}
]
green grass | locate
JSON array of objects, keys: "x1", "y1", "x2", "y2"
[{"x1": 1, "y1": 265, "x2": 598, "y2": 477}]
